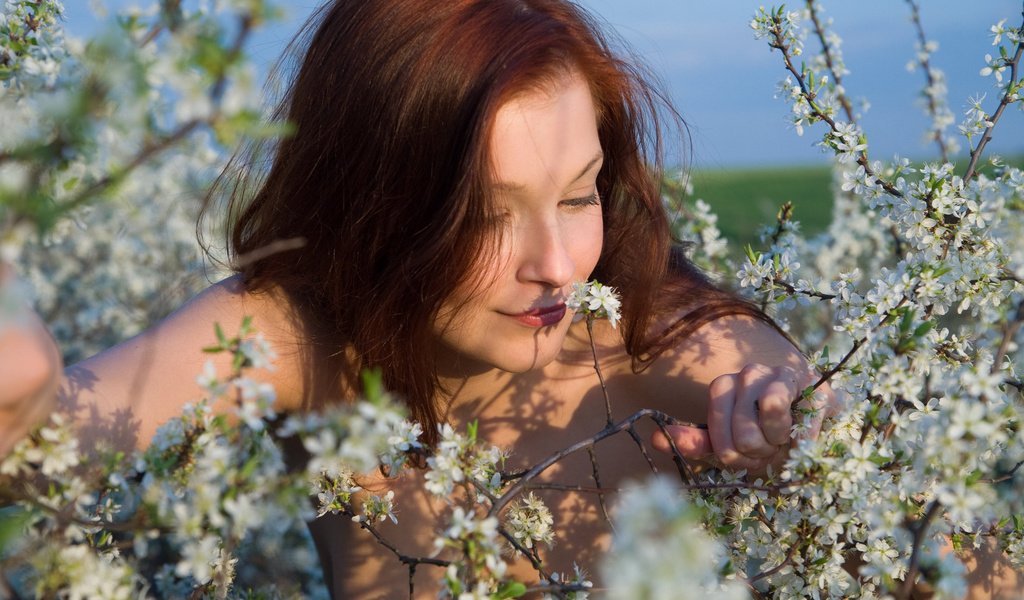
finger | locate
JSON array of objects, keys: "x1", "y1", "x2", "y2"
[
  {"x1": 708, "y1": 373, "x2": 764, "y2": 470},
  {"x1": 759, "y1": 379, "x2": 795, "y2": 446},
  {"x1": 651, "y1": 424, "x2": 713, "y2": 459},
  {"x1": 732, "y1": 364, "x2": 778, "y2": 458}
]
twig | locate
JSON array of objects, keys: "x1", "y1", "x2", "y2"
[
  {"x1": 750, "y1": 537, "x2": 802, "y2": 583},
  {"x1": 805, "y1": 0, "x2": 856, "y2": 123},
  {"x1": 524, "y1": 482, "x2": 618, "y2": 494},
  {"x1": 768, "y1": 17, "x2": 904, "y2": 200},
  {"x1": 962, "y1": 22, "x2": 1024, "y2": 185},
  {"x1": 772, "y1": 276, "x2": 837, "y2": 301},
  {"x1": 897, "y1": 500, "x2": 943, "y2": 599},
  {"x1": 585, "y1": 317, "x2": 613, "y2": 427},
  {"x1": 905, "y1": 0, "x2": 951, "y2": 163},
  {"x1": 523, "y1": 582, "x2": 596, "y2": 597},
  {"x1": 979, "y1": 460, "x2": 1024, "y2": 484},
  {"x1": 993, "y1": 299, "x2": 1024, "y2": 372},
  {"x1": 587, "y1": 447, "x2": 615, "y2": 530},
  {"x1": 488, "y1": 409, "x2": 673, "y2": 516},
  {"x1": 651, "y1": 416, "x2": 700, "y2": 485},
  {"x1": 353, "y1": 512, "x2": 450, "y2": 570}
]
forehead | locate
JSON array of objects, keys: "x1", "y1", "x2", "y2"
[{"x1": 488, "y1": 73, "x2": 602, "y2": 194}]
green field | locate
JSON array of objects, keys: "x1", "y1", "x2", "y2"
[
  {"x1": 688, "y1": 155, "x2": 1024, "y2": 254},
  {"x1": 688, "y1": 164, "x2": 834, "y2": 252}
]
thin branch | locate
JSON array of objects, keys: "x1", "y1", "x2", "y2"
[
  {"x1": 585, "y1": 317, "x2": 613, "y2": 427},
  {"x1": 750, "y1": 537, "x2": 802, "y2": 583},
  {"x1": 896, "y1": 500, "x2": 943, "y2": 599},
  {"x1": 979, "y1": 459, "x2": 1024, "y2": 484},
  {"x1": 962, "y1": 19, "x2": 1024, "y2": 184},
  {"x1": 652, "y1": 417, "x2": 700, "y2": 485},
  {"x1": 232, "y1": 237, "x2": 307, "y2": 269},
  {"x1": 587, "y1": 446, "x2": 615, "y2": 530},
  {"x1": 772, "y1": 276, "x2": 837, "y2": 301},
  {"x1": 768, "y1": 17, "x2": 904, "y2": 200},
  {"x1": 523, "y1": 582, "x2": 596, "y2": 597},
  {"x1": 488, "y1": 409, "x2": 671, "y2": 516},
  {"x1": 353, "y1": 513, "x2": 450, "y2": 569},
  {"x1": 524, "y1": 482, "x2": 619, "y2": 495},
  {"x1": 806, "y1": 0, "x2": 856, "y2": 123},
  {"x1": 993, "y1": 299, "x2": 1024, "y2": 371},
  {"x1": 905, "y1": 0, "x2": 951, "y2": 163}
]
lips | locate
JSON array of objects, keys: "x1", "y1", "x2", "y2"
[{"x1": 504, "y1": 302, "x2": 567, "y2": 327}]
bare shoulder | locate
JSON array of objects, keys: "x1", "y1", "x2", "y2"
[
  {"x1": 60, "y1": 275, "x2": 308, "y2": 450},
  {"x1": 654, "y1": 312, "x2": 805, "y2": 385},
  {"x1": 612, "y1": 310, "x2": 804, "y2": 414}
]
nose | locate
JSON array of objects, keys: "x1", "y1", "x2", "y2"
[{"x1": 515, "y1": 221, "x2": 576, "y2": 288}]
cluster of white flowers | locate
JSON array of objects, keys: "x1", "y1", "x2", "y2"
[
  {"x1": 676, "y1": 4, "x2": 1024, "y2": 597},
  {"x1": 568, "y1": 279, "x2": 622, "y2": 328},
  {"x1": 602, "y1": 477, "x2": 747, "y2": 600},
  {"x1": 281, "y1": 384, "x2": 424, "y2": 519},
  {"x1": 436, "y1": 507, "x2": 508, "y2": 599},
  {"x1": 0, "y1": 321, "x2": 330, "y2": 598},
  {"x1": 505, "y1": 491, "x2": 554, "y2": 550},
  {"x1": 0, "y1": 0, "x2": 281, "y2": 363}
]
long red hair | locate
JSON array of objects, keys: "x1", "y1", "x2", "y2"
[{"x1": 205, "y1": 0, "x2": 764, "y2": 445}]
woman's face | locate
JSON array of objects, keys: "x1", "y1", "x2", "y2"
[{"x1": 434, "y1": 72, "x2": 605, "y2": 377}]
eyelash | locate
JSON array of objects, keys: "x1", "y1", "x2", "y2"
[{"x1": 561, "y1": 190, "x2": 600, "y2": 209}]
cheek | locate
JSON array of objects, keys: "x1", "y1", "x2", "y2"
[{"x1": 574, "y1": 212, "x2": 604, "y2": 275}]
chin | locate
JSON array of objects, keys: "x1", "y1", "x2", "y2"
[{"x1": 489, "y1": 335, "x2": 566, "y2": 373}]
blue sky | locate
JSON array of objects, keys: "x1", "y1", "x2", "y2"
[{"x1": 64, "y1": 1, "x2": 1023, "y2": 168}]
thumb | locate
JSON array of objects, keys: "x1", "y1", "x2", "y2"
[{"x1": 651, "y1": 424, "x2": 713, "y2": 459}]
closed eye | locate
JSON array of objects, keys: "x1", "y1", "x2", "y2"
[{"x1": 561, "y1": 191, "x2": 600, "y2": 209}]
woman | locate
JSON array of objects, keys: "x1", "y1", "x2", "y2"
[{"x1": 3, "y1": 0, "x2": 829, "y2": 597}]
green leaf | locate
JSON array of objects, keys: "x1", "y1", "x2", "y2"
[
  {"x1": 496, "y1": 582, "x2": 527, "y2": 599},
  {"x1": 744, "y1": 244, "x2": 758, "y2": 263},
  {"x1": 0, "y1": 506, "x2": 33, "y2": 555},
  {"x1": 214, "y1": 322, "x2": 227, "y2": 345},
  {"x1": 361, "y1": 368, "x2": 384, "y2": 403}
]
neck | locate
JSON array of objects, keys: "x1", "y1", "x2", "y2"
[{"x1": 434, "y1": 318, "x2": 604, "y2": 425}]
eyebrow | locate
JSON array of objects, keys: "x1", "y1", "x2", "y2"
[{"x1": 491, "y1": 150, "x2": 604, "y2": 193}]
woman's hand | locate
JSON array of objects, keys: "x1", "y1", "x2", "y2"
[
  {"x1": 0, "y1": 266, "x2": 62, "y2": 456},
  {"x1": 652, "y1": 363, "x2": 840, "y2": 473}
]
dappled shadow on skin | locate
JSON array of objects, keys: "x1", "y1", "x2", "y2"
[
  {"x1": 310, "y1": 312, "x2": 775, "y2": 596},
  {"x1": 493, "y1": 367, "x2": 685, "y2": 586},
  {"x1": 59, "y1": 364, "x2": 141, "y2": 455}
]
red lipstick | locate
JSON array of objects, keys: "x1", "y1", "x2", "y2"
[{"x1": 506, "y1": 303, "x2": 567, "y2": 327}]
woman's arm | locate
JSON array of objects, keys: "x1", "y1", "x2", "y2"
[
  {"x1": 4, "y1": 275, "x2": 307, "y2": 456},
  {"x1": 0, "y1": 308, "x2": 62, "y2": 456},
  {"x1": 637, "y1": 313, "x2": 836, "y2": 471}
]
